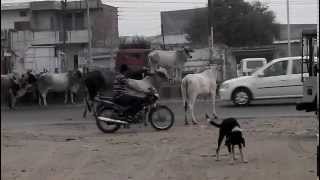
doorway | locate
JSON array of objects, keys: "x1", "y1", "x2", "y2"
[{"x1": 73, "y1": 55, "x2": 78, "y2": 69}]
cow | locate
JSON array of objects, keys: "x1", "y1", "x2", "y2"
[
  {"x1": 34, "y1": 69, "x2": 83, "y2": 106},
  {"x1": 1, "y1": 73, "x2": 31, "y2": 109},
  {"x1": 148, "y1": 47, "x2": 193, "y2": 82},
  {"x1": 126, "y1": 67, "x2": 169, "y2": 96},
  {"x1": 181, "y1": 66, "x2": 219, "y2": 125},
  {"x1": 82, "y1": 67, "x2": 169, "y2": 118}
]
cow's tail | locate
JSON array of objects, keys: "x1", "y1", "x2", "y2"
[{"x1": 82, "y1": 87, "x2": 92, "y2": 118}]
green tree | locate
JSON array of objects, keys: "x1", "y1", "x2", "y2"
[{"x1": 185, "y1": 0, "x2": 279, "y2": 47}]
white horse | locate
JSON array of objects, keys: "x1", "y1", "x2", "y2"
[
  {"x1": 36, "y1": 69, "x2": 83, "y2": 106},
  {"x1": 181, "y1": 66, "x2": 218, "y2": 124}
]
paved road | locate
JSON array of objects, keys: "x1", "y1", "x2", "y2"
[{"x1": 2, "y1": 98, "x2": 315, "y2": 129}]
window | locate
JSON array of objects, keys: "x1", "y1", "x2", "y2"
[
  {"x1": 247, "y1": 61, "x2": 264, "y2": 69},
  {"x1": 65, "y1": 13, "x2": 73, "y2": 30},
  {"x1": 19, "y1": 11, "x2": 27, "y2": 17},
  {"x1": 263, "y1": 60, "x2": 288, "y2": 77},
  {"x1": 75, "y1": 13, "x2": 84, "y2": 30},
  {"x1": 292, "y1": 59, "x2": 308, "y2": 74},
  {"x1": 14, "y1": 21, "x2": 30, "y2": 31}
]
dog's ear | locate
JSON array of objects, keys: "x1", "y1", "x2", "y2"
[{"x1": 205, "y1": 113, "x2": 210, "y2": 119}]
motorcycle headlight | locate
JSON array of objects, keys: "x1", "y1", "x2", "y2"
[{"x1": 220, "y1": 83, "x2": 230, "y2": 89}]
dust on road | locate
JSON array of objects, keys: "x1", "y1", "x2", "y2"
[{"x1": 1, "y1": 115, "x2": 318, "y2": 180}]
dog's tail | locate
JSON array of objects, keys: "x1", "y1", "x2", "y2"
[{"x1": 205, "y1": 113, "x2": 221, "y2": 128}]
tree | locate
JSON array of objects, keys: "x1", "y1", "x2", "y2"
[
  {"x1": 119, "y1": 36, "x2": 151, "y2": 49},
  {"x1": 185, "y1": 0, "x2": 280, "y2": 47}
]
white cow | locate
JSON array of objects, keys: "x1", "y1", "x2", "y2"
[
  {"x1": 148, "y1": 47, "x2": 192, "y2": 82},
  {"x1": 36, "y1": 69, "x2": 83, "y2": 106},
  {"x1": 127, "y1": 67, "x2": 169, "y2": 96},
  {"x1": 181, "y1": 66, "x2": 218, "y2": 125}
]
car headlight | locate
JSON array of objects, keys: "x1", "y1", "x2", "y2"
[{"x1": 220, "y1": 83, "x2": 230, "y2": 89}]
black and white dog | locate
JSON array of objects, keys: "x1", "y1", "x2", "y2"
[{"x1": 205, "y1": 114, "x2": 248, "y2": 164}]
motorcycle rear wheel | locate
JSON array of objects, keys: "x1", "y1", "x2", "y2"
[
  {"x1": 148, "y1": 105, "x2": 175, "y2": 131},
  {"x1": 95, "y1": 108, "x2": 121, "y2": 133}
]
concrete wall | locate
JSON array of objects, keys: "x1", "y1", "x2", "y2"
[
  {"x1": 31, "y1": 10, "x2": 56, "y2": 31},
  {"x1": 1, "y1": 10, "x2": 31, "y2": 30},
  {"x1": 273, "y1": 42, "x2": 301, "y2": 58}
]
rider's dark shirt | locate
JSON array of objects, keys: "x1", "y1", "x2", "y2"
[{"x1": 112, "y1": 72, "x2": 129, "y2": 98}]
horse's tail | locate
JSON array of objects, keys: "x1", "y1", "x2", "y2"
[{"x1": 181, "y1": 78, "x2": 189, "y2": 112}]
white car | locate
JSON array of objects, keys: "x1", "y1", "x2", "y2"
[{"x1": 219, "y1": 56, "x2": 312, "y2": 106}]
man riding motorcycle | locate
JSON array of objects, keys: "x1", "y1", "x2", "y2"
[{"x1": 112, "y1": 64, "x2": 149, "y2": 118}]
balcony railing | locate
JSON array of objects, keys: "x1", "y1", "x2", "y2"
[{"x1": 11, "y1": 30, "x2": 89, "y2": 45}]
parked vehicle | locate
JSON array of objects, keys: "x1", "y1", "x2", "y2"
[
  {"x1": 115, "y1": 48, "x2": 151, "y2": 72},
  {"x1": 94, "y1": 88, "x2": 175, "y2": 133},
  {"x1": 220, "y1": 56, "x2": 317, "y2": 106},
  {"x1": 296, "y1": 29, "x2": 318, "y2": 112},
  {"x1": 237, "y1": 58, "x2": 267, "y2": 76}
]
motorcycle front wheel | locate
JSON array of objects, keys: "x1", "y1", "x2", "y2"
[
  {"x1": 148, "y1": 105, "x2": 175, "y2": 131},
  {"x1": 95, "y1": 107, "x2": 121, "y2": 133}
]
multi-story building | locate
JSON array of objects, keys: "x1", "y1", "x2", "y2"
[{"x1": 1, "y1": 0, "x2": 118, "y2": 74}]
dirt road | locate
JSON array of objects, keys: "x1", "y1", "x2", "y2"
[{"x1": 1, "y1": 114, "x2": 318, "y2": 180}]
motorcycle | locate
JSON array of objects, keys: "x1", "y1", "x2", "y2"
[{"x1": 93, "y1": 88, "x2": 175, "y2": 133}]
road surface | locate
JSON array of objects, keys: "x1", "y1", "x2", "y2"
[{"x1": 1, "y1": 100, "x2": 318, "y2": 180}]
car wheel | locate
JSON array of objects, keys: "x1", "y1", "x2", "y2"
[{"x1": 232, "y1": 88, "x2": 251, "y2": 106}]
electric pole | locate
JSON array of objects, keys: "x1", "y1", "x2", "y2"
[
  {"x1": 86, "y1": 0, "x2": 92, "y2": 67},
  {"x1": 286, "y1": 0, "x2": 291, "y2": 57},
  {"x1": 61, "y1": 0, "x2": 67, "y2": 72},
  {"x1": 208, "y1": 0, "x2": 213, "y2": 61},
  {"x1": 161, "y1": 23, "x2": 166, "y2": 50}
]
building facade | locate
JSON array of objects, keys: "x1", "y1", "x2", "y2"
[
  {"x1": 160, "y1": 8, "x2": 317, "y2": 80},
  {"x1": 1, "y1": 0, "x2": 118, "y2": 74}
]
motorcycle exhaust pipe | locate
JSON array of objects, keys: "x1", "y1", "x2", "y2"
[{"x1": 97, "y1": 116, "x2": 128, "y2": 124}]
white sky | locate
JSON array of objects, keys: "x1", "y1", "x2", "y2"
[{"x1": 2, "y1": 0, "x2": 319, "y2": 36}]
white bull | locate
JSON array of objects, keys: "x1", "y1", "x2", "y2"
[
  {"x1": 181, "y1": 66, "x2": 218, "y2": 125},
  {"x1": 148, "y1": 47, "x2": 192, "y2": 82},
  {"x1": 37, "y1": 70, "x2": 83, "y2": 106}
]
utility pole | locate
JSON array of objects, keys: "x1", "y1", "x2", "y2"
[
  {"x1": 286, "y1": 0, "x2": 291, "y2": 57},
  {"x1": 61, "y1": 0, "x2": 67, "y2": 72},
  {"x1": 86, "y1": 0, "x2": 92, "y2": 68},
  {"x1": 208, "y1": 0, "x2": 214, "y2": 58},
  {"x1": 161, "y1": 23, "x2": 166, "y2": 50}
]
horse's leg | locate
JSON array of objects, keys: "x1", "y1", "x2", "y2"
[{"x1": 190, "y1": 95, "x2": 198, "y2": 124}]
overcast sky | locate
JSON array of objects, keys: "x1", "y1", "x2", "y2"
[{"x1": 2, "y1": 0, "x2": 319, "y2": 36}]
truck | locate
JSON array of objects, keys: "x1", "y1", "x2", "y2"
[
  {"x1": 295, "y1": 29, "x2": 319, "y2": 180},
  {"x1": 237, "y1": 58, "x2": 267, "y2": 76},
  {"x1": 296, "y1": 29, "x2": 318, "y2": 112}
]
